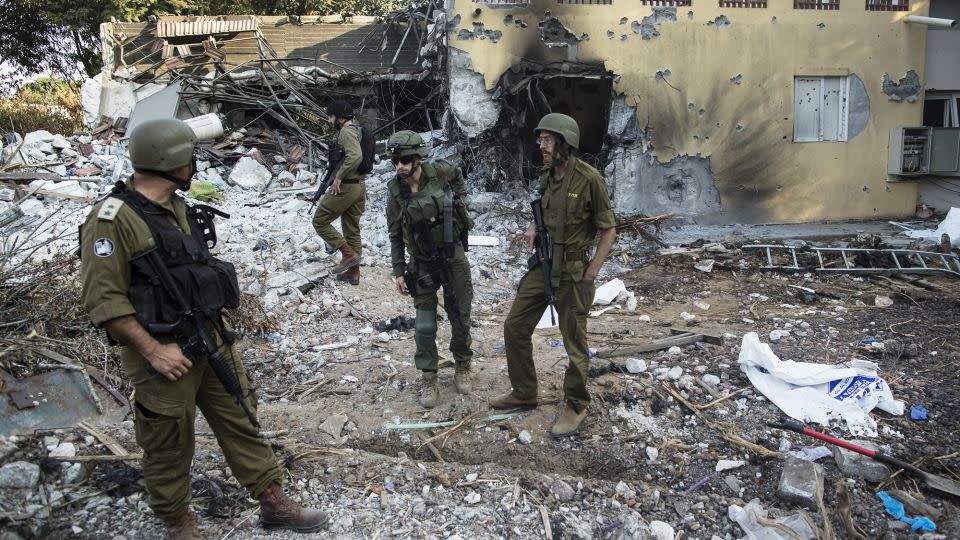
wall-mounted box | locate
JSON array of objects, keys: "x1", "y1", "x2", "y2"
[{"x1": 889, "y1": 127, "x2": 960, "y2": 177}]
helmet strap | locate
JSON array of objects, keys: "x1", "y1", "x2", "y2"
[
  {"x1": 141, "y1": 157, "x2": 195, "y2": 191},
  {"x1": 398, "y1": 158, "x2": 422, "y2": 180}
]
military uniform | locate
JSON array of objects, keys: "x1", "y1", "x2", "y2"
[
  {"x1": 312, "y1": 124, "x2": 366, "y2": 258},
  {"x1": 386, "y1": 161, "x2": 474, "y2": 372},
  {"x1": 503, "y1": 156, "x2": 617, "y2": 412},
  {"x1": 80, "y1": 184, "x2": 282, "y2": 521}
]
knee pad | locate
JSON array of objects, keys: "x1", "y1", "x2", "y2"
[{"x1": 415, "y1": 309, "x2": 437, "y2": 337}]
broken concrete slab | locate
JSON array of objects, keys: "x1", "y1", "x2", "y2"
[
  {"x1": 228, "y1": 157, "x2": 272, "y2": 191},
  {"x1": 0, "y1": 461, "x2": 41, "y2": 489},
  {"x1": 320, "y1": 414, "x2": 349, "y2": 438},
  {"x1": 777, "y1": 455, "x2": 823, "y2": 510},
  {"x1": 448, "y1": 49, "x2": 501, "y2": 138},
  {"x1": 831, "y1": 440, "x2": 891, "y2": 482}
]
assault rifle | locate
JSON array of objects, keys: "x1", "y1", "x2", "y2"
[
  {"x1": 135, "y1": 248, "x2": 259, "y2": 428},
  {"x1": 307, "y1": 143, "x2": 345, "y2": 212},
  {"x1": 529, "y1": 197, "x2": 556, "y2": 325},
  {"x1": 410, "y1": 218, "x2": 464, "y2": 329}
]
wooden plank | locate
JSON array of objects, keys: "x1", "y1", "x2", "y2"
[
  {"x1": 594, "y1": 333, "x2": 703, "y2": 359},
  {"x1": 670, "y1": 327, "x2": 724, "y2": 345}
]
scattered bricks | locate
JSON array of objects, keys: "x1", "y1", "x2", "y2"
[
  {"x1": 777, "y1": 455, "x2": 823, "y2": 510},
  {"x1": 831, "y1": 440, "x2": 891, "y2": 483}
]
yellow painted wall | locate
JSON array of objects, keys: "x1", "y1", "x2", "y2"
[{"x1": 449, "y1": 0, "x2": 930, "y2": 222}]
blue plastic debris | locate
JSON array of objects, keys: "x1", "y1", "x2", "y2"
[
  {"x1": 910, "y1": 405, "x2": 928, "y2": 421},
  {"x1": 877, "y1": 491, "x2": 936, "y2": 532},
  {"x1": 493, "y1": 343, "x2": 504, "y2": 351},
  {"x1": 548, "y1": 339, "x2": 562, "y2": 349}
]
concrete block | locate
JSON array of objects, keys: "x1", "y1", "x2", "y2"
[
  {"x1": 228, "y1": 157, "x2": 271, "y2": 191},
  {"x1": 777, "y1": 455, "x2": 823, "y2": 510},
  {"x1": 831, "y1": 440, "x2": 891, "y2": 482}
]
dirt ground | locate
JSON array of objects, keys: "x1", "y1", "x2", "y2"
[{"x1": 3, "y1": 241, "x2": 960, "y2": 539}]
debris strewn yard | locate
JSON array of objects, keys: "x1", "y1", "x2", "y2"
[{"x1": 1, "y1": 119, "x2": 959, "y2": 540}]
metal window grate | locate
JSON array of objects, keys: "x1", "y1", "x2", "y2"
[
  {"x1": 719, "y1": 1, "x2": 767, "y2": 7},
  {"x1": 558, "y1": 0, "x2": 613, "y2": 4},
  {"x1": 795, "y1": 0, "x2": 840, "y2": 9},
  {"x1": 639, "y1": 1, "x2": 692, "y2": 5},
  {"x1": 865, "y1": 0, "x2": 908, "y2": 11}
]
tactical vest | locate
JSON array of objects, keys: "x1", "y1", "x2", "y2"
[
  {"x1": 111, "y1": 183, "x2": 240, "y2": 333},
  {"x1": 389, "y1": 162, "x2": 472, "y2": 261}
]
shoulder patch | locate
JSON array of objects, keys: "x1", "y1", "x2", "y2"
[
  {"x1": 97, "y1": 197, "x2": 124, "y2": 221},
  {"x1": 93, "y1": 238, "x2": 115, "y2": 257}
]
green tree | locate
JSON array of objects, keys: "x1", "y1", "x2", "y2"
[{"x1": 0, "y1": 0, "x2": 198, "y2": 80}]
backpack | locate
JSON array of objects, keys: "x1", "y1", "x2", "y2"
[{"x1": 357, "y1": 126, "x2": 376, "y2": 174}]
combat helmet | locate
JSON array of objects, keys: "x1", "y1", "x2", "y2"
[
  {"x1": 128, "y1": 118, "x2": 197, "y2": 172},
  {"x1": 387, "y1": 130, "x2": 429, "y2": 159},
  {"x1": 534, "y1": 113, "x2": 580, "y2": 150},
  {"x1": 326, "y1": 100, "x2": 354, "y2": 119}
]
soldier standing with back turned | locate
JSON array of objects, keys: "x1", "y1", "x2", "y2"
[
  {"x1": 312, "y1": 100, "x2": 367, "y2": 285},
  {"x1": 490, "y1": 113, "x2": 618, "y2": 437},
  {"x1": 385, "y1": 131, "x2": 475, "y2": 408},
  {"x1": 80, "y1": 119, "x2": 328, "y2": 539}
]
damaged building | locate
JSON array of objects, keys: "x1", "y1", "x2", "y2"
[
  {"x1": 77, "y1": 1, "x2": 960, "y2": 223},
  {"x1": 83, "y1": 8, "x2": 448, "y2": 172},
  {"x1": 447, "y1": 0, "x2": 959, "y2": 223}
]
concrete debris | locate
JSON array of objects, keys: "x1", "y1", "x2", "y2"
[
  {"x1": 715, "y1": 459, "x2": 746, "y2": 472},
  {"x1": 319, "y1": 414, "x2": 350, "y2": 439},
  {"x1": 0, "y1": 461, "x2": 41, "y2": 489},
  {"x1": 517, "y1": 430, "x2": 532, "y2": 444},
  {"x1": 776, "y1": 456, "x2": 823, "y2": 511},
  {"x1": 831, "y1": 440, "x2": 891, "y2": 482},
  {"x1": 549, "y1": 478, "x2": 575, "y2": 502},
  {"x1": 649, "y1": 520, "x2": 675, "y2": 540},
  {"x1": 228, "y1": 157, "x2": 272, "y2": 191}
]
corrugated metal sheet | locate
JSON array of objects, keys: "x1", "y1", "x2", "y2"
[
  {"x1": 114, "y1": 16, "x2": 422, "y2": 75},
  {"x1": 156, "y1": 16, "x2": 259, "y2": 37}
]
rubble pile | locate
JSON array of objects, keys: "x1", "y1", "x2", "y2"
[{"x1": 1, "y1": 121, "x2": 959, "y2": 539}]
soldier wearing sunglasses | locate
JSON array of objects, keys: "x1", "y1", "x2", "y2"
[{"x1": 385, "y1": 131, "x2": 476, "y2": 408}]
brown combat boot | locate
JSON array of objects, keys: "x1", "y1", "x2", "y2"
[
  {"x1": 489, "y1": 390, "x2": 538, "y2": 410},
  {"x1": 550, "y1": 402, "x2": 587, "y2": 438},
  {"x1": 336, "y1": 265, "x2": 360, "y2": 285},
  {"x1": 164, "y1": 508, "x2": 201, "y2": 540},
  {"x1": 419, "y1": 371, "x2": 439, "y2": 408},
  {"x1": 331, "y1": 244, "x2": 360, "y2": 275},
  {"x1": 259, "y1": 482, "x2": 329, "y2": 532},
  {"x1": 454, "y1": 364, "x2": 472, "y2": 394}
]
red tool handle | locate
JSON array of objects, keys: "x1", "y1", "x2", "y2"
[
  {"x1": 800, "y1": 427, "x2": 877, "y2": 457},
  {"x1": 767, "y1": 418, "x2": 878, "y2": 457}
]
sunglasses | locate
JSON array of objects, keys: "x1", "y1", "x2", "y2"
[{"x1": 391, "y1": 155, "x2": 416, "y2": 166}]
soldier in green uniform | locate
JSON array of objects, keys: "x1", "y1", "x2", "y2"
[
  {"x1": 490, "y1": 113, "x2": 618, "y2": 437},
  {"x1": 385, "y1": 131, "x2": 475, "y2": 408},
  {"x1": 312, "y1": 100, "x2": 366, "y2": 285},
  {"x1": 80, "y1": 119, "x2": 328, "y2": 539}
]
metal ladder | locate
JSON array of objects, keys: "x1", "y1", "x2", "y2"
[{"x1": 743, "y1": 244, "x2": 960, "y2": 277}]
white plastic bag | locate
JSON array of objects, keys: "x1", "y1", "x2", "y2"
[
  {"x1": 738, "y1": 332, "x2": 904, "y2": 437},
  {"x1": 905, "y1": 207, "x2": 960, "y2": 246}
]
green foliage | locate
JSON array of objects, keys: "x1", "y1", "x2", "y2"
[
  {"x1": 187, "y1": 180, "x2": 226, "y2": 202},
  {"x1": 1, "y1": 0, "x2": 409, "y2": 86},
  {"x1": 0, "y1": 77, "x2": 82, "y2": 134}
]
